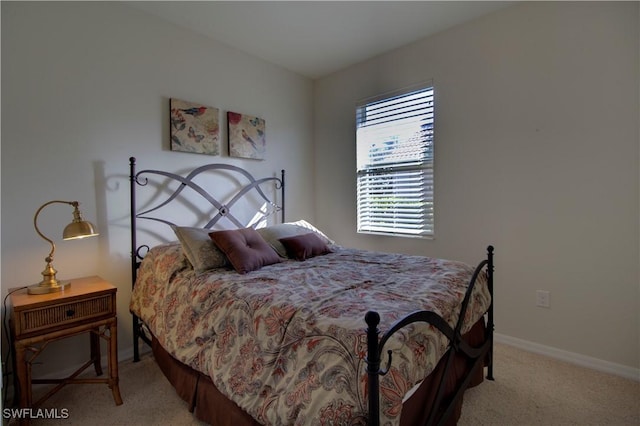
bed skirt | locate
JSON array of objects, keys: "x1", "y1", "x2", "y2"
[{"x1": 150, "y1": 318, "x2": 487, "y2": 426}]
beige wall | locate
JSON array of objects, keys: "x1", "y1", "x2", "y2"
[
  {"x1": 1, "y1": 2, "x2": 314, "y2": 376},
  {"x1": 314, "y1": 1, "x2": 639, "y2": 372},
  {"x1": 2, "y1": 1, "x2": 638, "y2": 381}
]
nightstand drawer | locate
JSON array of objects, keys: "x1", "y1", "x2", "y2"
[
  {"x1": 10, "y1": 276, "x2": 117, "y2": 339},
  {"x1": 17, "y1": 293, "x2": 115, "y2": 336}
]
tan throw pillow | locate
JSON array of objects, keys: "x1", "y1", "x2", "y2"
[{"x1": 172, "y1": 226, "x2": 228, "y2": 274}]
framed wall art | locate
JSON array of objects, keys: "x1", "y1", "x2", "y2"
[
  {"x1": 170, "y1": 98, "x2": 220, "y2": 155},
  {"x1": 227, "y1": 111, "x2": 266, "y2": 160}
]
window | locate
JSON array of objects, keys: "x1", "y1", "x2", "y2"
[{"x1": 356, "y1": 84, "x2": 434, "y2": 237}]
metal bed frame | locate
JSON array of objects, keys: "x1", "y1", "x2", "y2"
[
  {"x1": 366, "y1": 246, "x2": 494, "y2": 426},
  {"x1": 129, "y1": 156, "x2": 285, "y2": 362},
  {"x1": 128, "y1": 157, "x2": 494, "y2": 425}
]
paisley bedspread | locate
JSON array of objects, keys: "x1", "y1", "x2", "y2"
[{"x1": 129, "y1": 243, "x2": 491, "y2": 425}]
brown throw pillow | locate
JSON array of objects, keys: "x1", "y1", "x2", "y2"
[
  {"x1": 278, "y1": 232, "x2": 331, "y2": 261},
  {"x1": 209, "y1": 228, "x2": 281, "y2": 274}
]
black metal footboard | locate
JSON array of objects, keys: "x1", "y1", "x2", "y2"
[{"x1": 365, "y1": 245, "x2": 494, "y2": 426}]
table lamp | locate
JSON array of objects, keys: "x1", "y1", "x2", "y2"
[{"x1": 28, "y1": 200, "x2": 99, "y2": 295}]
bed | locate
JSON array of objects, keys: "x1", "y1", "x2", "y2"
[{"x1": 128, "y1": 157, "x2": 494, "y2": 426}]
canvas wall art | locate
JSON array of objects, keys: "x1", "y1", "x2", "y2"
[
  {"x1": 170, "y1": 98, "x2": 220, "y2": 155},
  {"x1": 227, "y1": 111, "x2": 266, "y2": 160}
]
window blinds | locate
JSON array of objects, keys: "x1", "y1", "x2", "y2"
[{"x1": 356, "y1": 85, "x2": 434, "y2": 237}]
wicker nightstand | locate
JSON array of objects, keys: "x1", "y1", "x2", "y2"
[{"x1": 10, "y1": 275, "x2": 123, "y2": 411}]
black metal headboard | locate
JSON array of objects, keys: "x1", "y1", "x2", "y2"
[{"x1": 129, "y1": 156, "x2": 285, "y2": 360}]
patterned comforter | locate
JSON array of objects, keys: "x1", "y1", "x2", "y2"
[{"x1": 129, "y1": 243, "x2": 491, "y2": 425}]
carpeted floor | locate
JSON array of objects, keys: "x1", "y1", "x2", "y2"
[
  {"x1": 17, "y1": 343, "x2": 640, "y2": 425},
  {"x1": 457, "y1": 344, "x2": 639, "y2": 425}
]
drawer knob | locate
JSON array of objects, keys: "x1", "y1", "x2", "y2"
[{"x1": 66, "y1": 309, "x2": 75, "y2": 317}]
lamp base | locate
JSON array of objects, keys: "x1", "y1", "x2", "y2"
[{"x1": 27, "y1": 280, "x2": 71, "y2": 295}]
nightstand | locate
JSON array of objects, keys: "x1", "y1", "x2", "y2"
[{"x1": 10, "y1": 275, "x2": 123, "y2": 411}]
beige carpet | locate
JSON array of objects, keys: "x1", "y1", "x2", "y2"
[
  {"x1": 21, "y1": 343, "x2": 639, "y2": 425},
  {"x1": 458, "y1": 344, "x2": 639, "y2": 426}
]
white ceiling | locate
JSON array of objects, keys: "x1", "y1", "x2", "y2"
[{"x1": 126, "y1": 1, "x2": 512, "y2": 79}]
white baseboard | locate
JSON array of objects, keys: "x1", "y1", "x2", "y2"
[{"x1": 495, "y1": 333, "x2": 640, "y2": 382}]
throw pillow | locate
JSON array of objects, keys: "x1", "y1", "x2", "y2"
[
  {"x1": 278, "y1": 232, "x2": 331, "y2": 261},
  {"x1": 172, "y1": 226, "x2": 228, "y2": 274},
  {"x1": 209, "y1": 228, "x2": 281, "y2": 274}
]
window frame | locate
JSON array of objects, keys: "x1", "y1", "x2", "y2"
[{"x1": 356, "y1": 82, "x2": 435, "y2": 238}]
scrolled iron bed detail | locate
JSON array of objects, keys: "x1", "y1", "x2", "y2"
[
  {"x1": 129, "y1": 157, "x2": 495, "y2": 426},
  {"x1": 365, "y1": 246, "x2": 494, "y2": 426},
  {"x1": 129, "y1": 156, "x2": 285, "y2": 363}
]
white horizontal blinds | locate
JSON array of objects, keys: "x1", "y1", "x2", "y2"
[{"x1": 356, "y1": 85, "x2": 434, "y2": 237}]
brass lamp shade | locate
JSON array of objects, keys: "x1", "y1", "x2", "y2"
[
  {"x1": 63, "y1": 203, "x2": 99, "y2": 240},
  {"x1": 28, "y1": 200, "x2": 99, "y2": 295},
  {"x1": 63, "y1": 221, "x2": 99, "y2": 240}
]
